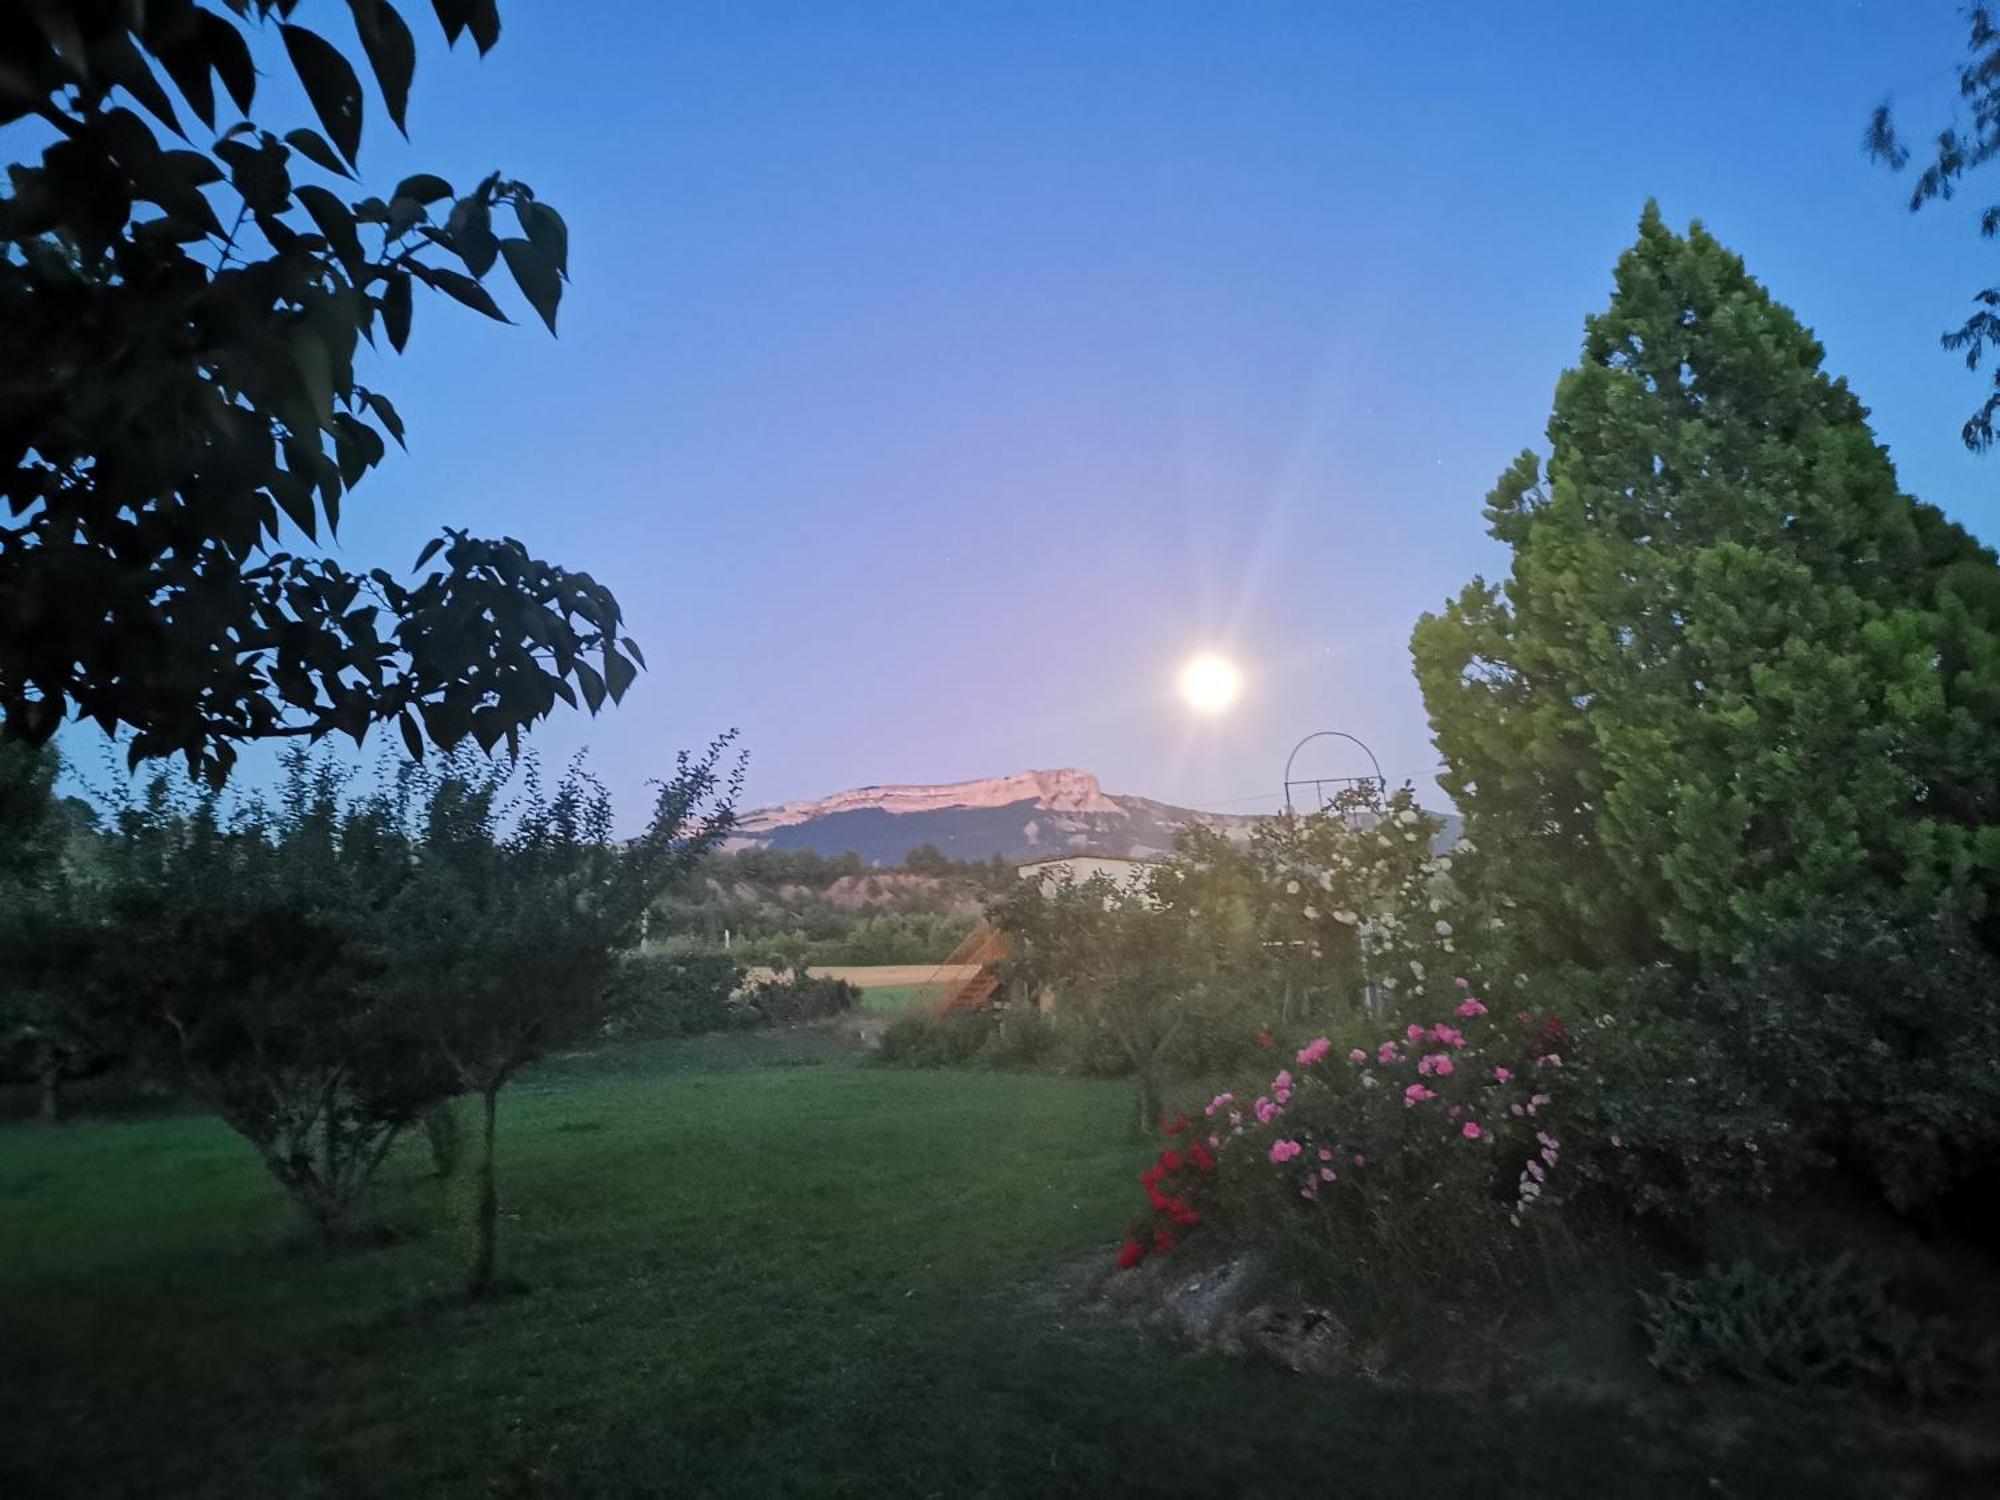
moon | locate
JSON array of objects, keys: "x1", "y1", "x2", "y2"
[{"x1": 1178, "y1": 652, "x2": 1243, "y2": 715}]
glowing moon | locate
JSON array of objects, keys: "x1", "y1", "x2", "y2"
[{"x1": 1178, "y1": 653, "x2": 1242, "y2": 715}]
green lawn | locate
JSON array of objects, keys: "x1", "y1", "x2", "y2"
[
  {"x1": 856, "y1": 982, "x2": 948, "y2": 1015},
  {"x1": 1, "y1": 1033, "x2": 1988, "y2": 1498}
]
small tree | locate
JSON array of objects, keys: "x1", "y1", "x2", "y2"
[
  {"x1": 383, "y1": 739, "x2": 739, "y2": 1294},
  {"x1": 88, "y1": 751, "x2": 454, "y2": 1238},
  {"x1": 1171, "y1": 783, "x2": 1459, "y2": 1021},
  {"x1": 993, "y1": 871, "x2": 1236, "y2": 1133}
]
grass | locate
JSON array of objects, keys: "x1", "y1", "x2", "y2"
[
  {"x1": 2, "y1": 1033, "x2": 1992, "y2": 1498},
  {"x1": 857, "y1": 982, "x2": 949, "y2": 1015}
]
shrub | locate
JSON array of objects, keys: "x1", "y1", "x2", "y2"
[
  {"x1": 742, "y1": 967, "x2": 859, "y2": 1027},
  {"x1": 977, "y1": 1008, "x2": 1060, "y2": 1067},
  {"x1": 878, "y1": 1010, "x2": 998, "y2": 1066},
  {"x1": 1641, "y1": 1256, "x2": 1968, "y2": 1405},
  {"x1": 1114, "y1": 980, "x2": 1573, "y2": 1315},
  {"x1": 604, "y1": 953, "x2": 746, "y2": 1039}
]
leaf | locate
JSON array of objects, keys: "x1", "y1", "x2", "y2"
[
  {"x1": 204, "y1": 11, "x2": 257, "y2": 117},
  {"x1": 499, "y1": 237, "x2": 560, "y2": 333},
  {"x1": 572, "y1": 659, "x2": 606, "y2": 714},
  {"x1": 354, "y1": 0, "x2": 418, "y2": 136},
  {"x1": 445, "y1": 195, "x2": 497, "y2": 276},
  {"x1": 415, "y1": 263, "x2": 510, "y2": 322},
  {"x1": 100, "y1": 32, "x2": 183, "y2": 137},
  {"x1": 269, "y1": 472, "x2": 317, "y2": 541},
  {"x1": 622, "y1": 636, "x2": 647, "y2": 670},
  {"x1": 413, "y1": 536, "x2": 445, "y2": 570},
  {"x1": 393, "y1": 172, "x2": 453, "y2": 205},
  {"x1": 291, "y1": 330, "x2": 335, "y2": 425},
  {"x1": 365, "y1": 391, "x2": 407, "y2": 447},
  {"x1": 380, "y1": 271, "x2": 412, "y2": 352},
  {"x1": 283, "y1": 128, "x2": 352, "y2": 179},
  {"x1": 280, "y1": 25, "x2": 364, "y2": 168},
  {"x1": 400, "y1": 709, "x2": 424, "y2": 760},
  {"x1": 516, "y1": 198, "x2": 568, "y2": 276},
  {"x1": 296, "y1": 184, "x2": 361, "y2": 267},
  {"x1": 162, "y1": 150, "x2": 224, "y2": 188},
  {"x1": 604, "y1": 648, "x2": 638, "y2": 701},
  {"x1": 154, "y1": 32, "x2": 217, "y2": 131}
]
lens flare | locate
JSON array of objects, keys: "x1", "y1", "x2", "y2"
[{"x1": 1178, "y1": 653, "x2": 1242, "y2": 715}]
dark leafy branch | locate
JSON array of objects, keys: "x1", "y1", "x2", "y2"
[
  {"x1": 1867, "y1": 3, "x2": 2000, "y2": 450},
  {"x1": 0, "y1": 0, "x2": 627, "y2": 785}
]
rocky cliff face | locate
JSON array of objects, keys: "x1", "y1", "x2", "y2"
[{"x1": 727, "y1": 769, "x2": 1258, "y2": 865}]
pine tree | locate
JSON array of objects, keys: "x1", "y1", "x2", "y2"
[{"x1": 1412, "y1": 205, "x2": 2000, "y2": 977}]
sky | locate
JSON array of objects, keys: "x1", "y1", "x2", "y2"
[{"x1": 51, "y1": 1, "x2": 2000, "y2": 822}]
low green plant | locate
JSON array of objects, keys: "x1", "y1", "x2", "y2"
[
  {"x1": 1641, "y1": 1256, "x2": 1967, "y2": 1404},
  {"x1": 741, "y1": 967, "x2": 859, "y2": 1027},
  {"x1": 878, "y1": 1010, "x2": 998, "y2": 1066}
]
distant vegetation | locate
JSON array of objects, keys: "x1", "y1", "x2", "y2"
[{"x1": 643, "y1": 843, "x2": 1005, "y2": 969}]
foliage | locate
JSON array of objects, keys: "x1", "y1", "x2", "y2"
[
  {"x1": 603, "y1": 952, "x2": 745, "y2": 1040},
  {"x1": 877, "y1": 1008, "x2": 998, "y2": 1066},
  {"x1": 1651, "y1": 906, "x2": 2000, "y2": 1214},
  {"x1": 992, "y1": 868, "x2": 1251, "y2": 1131},
  {"x1": 85, "y1": 749, "x2": 455, "y2": 1237},
  {"x1": 1414, "y1": 206, "x2": 2000, "y2": 983},
  {"x1": 1641, "y1": 1256, "x2": 1968, "y2": 1405},
  {"x1": 376, "y1": 737, "x2": 740, "y2": 1290},
  {"x1": 1170, "y1": 783, "x2": 1461, "y2": 1021},
  {"x1": 0, "y1": 741, "x2": 106, "y2": 1118},
  {"x1": 1867, "y1": 5, "x2": 2000, "y2": 451},
  {"x1": 1554, "y1": 980, "x2": 1803, "y2": 1224},
  {"x1": 0, "y1": 0, "x2": 639, "y2": 783},
  {"x1": 739, "y1": 965, "x2": 858, "y2": 1027},
  {"x1": 875, "y1": 1005, "x2": 1060, "y2": 1069},
  {"x1": 1114, "y1": 982, "x2": 1571, "y2": 1316}
]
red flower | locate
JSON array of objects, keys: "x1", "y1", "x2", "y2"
[
  {"x1": 1187, "y1": 1141, "x2": 1216, "y2": 1174},
  {"x1": 1158, "y1": 1149, "x2": 1184, "y2": 1174},
  {"x1": 1152, "y1": 1227, "x2": 1177, "y2": 1254},
  {"x1": 1117, "y1": 1239, "x2": 1147, "y2": 1270},
  {"x1": 1160, "y1": 1113, "x2": 1192, "y2": 1137},
  {"x1": 1257, "y1": 1028, "x2": 1276, "y2": 1050},
  {"x1": 1163, "y1": 1198, "x2": 1202, "y2": 1228}
]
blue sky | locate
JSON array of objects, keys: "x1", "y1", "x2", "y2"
[{"x1": 56, "y1": 1, "x2": 2000, "y2": 820}]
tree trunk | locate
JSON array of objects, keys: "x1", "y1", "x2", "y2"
[
  {"x1": 468, "y1": 1085, "x2": 500, "y2": 1295},
  {"x1": 1135, "y1": 1060, "x2": 1162, "y2": 1138},
  {"x1": 35, "y1": 1063, "x2": 61, "y2": 1124}
]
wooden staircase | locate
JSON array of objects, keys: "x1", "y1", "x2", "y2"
[{"x1": 929, "y1": 918, "x2": 1014, "y2": 1016}]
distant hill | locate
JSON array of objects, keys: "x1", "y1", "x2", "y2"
[{"x1": 727, "y1": 768, "x2": 1263, "y2": 865}]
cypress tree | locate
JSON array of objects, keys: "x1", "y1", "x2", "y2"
[{"x1": 1413, "y1": 204, "x2": 2000, "y2": 977}]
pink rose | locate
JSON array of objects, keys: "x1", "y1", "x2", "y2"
[{"x1": 1268, "y1": 1138, "x2": 1303, "y2": 1164}]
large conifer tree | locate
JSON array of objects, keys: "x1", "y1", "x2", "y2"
[{"x1": 1413, "y1": 205, "x2": 2000, "y2": 977}]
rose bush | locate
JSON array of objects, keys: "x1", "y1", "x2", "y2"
[{"x1": 1115, "y1": 980, "x2": 1575, "y2": 1309}]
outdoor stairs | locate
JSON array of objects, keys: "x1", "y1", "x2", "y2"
[{"x1": 929, "y1": 918, "x2": 1013, "y2": 1016}]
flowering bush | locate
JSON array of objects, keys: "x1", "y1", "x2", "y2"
[{"x1": 1115, "y1": 980, "x2": 1572, "y2": 1305}]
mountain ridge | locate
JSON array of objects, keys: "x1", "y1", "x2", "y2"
[{"x1": 726, "y1": 768, "x2": 1260, "y2": 865}]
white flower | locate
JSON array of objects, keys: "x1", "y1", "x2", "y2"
[
  {"x1": 1409, "y1": 959, "x2": 1425, "y2": 979},
  {"x1": 1302, "y1": 904, "x2": 1319, "y2": 920},
  {"x1": 1333, "y1": 909, "x2": 1359, "y2": 925},
  {"x1": 1433, "y1": 919, "x2": 1453, "y2": 937},
  {"x1": 1285, "y1": 879, "x2": 1300, "y2": 895},
  {"x1": 1395, "y1": 808, "x2": 1419, "y2": 826}
]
